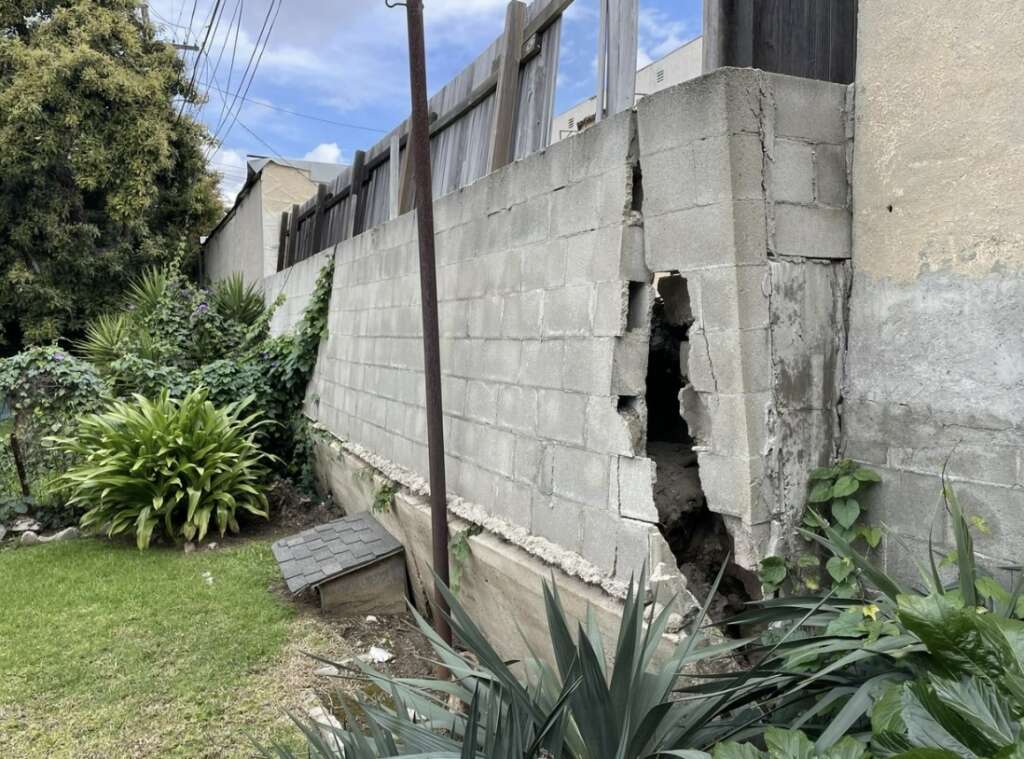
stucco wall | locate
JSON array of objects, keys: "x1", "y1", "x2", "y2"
[
  {"x1": 203, "y1": 180, "x2": 264, "y2": 287},
  {"x1": 259, "y1": 163, "x2": 319, "y2": 278},
  {"x1": 844, "y1": 1, "x2": 1024, "y2": 574}
]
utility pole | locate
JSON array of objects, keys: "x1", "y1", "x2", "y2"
[{"x1": 400, "y1": 0, "x2": 452, "y2": 650}]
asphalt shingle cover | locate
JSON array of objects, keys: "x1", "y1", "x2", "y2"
[{"x1": 271, "y1": 513, "x2": 404, "y2": 594}]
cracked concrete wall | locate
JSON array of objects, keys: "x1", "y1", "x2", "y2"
[
  {"x1": 843, "y1": 1, "x2": 1024, "y2": 577},
  {"x1": 636, "y1": 68, "x2": 852, "y2": 568}
]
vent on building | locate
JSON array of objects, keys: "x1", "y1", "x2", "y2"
[
  {"x1": 656, "y1": 69, "x2": 665, "y2": 84},
  {"x1": 568, "y1": 116, "x2": 575, "y2": 130}
]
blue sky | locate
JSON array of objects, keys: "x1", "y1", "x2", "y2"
[{"x1": 148, "y1": 0, "x2": 701, "y2": 203}]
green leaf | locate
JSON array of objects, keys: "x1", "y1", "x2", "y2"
[
  {"x1": 759, "y1": 556, "x2": 788, "y2": 586},
  {"x1": 859, "y1": 525, "x2": 883, "y2": 549},
  {"x1": 809, "y1": 467, "x2": 837, "y2": 481},
  {"x1": 712, "y1": 743, "x2": 763, "y2": 759},
  {"x1": 853, "y1": 467, "x2": 882, "y2": 483},
  {"x1": 809, "y1": 482, "x2": 834, "y2": 503},
  {"x1": 832, "y1": 498, "x2": 861, "y2": 529},
  {"x1": 764, "y1": 727, "x2": 815, "y2": 759},
  {"x1": 827, "y1": 556, "x2": 854, "y2": 583},
  {"x1": 831, "y1": 476, "x2": 860, "y2": 499},
  {"x1": 797, "y1": 553, "x2": 821, "y2": 569}
]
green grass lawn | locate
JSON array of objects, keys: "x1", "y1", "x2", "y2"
[{"x1": 0, "y1": 538, "x2": 320, "y2": 758}]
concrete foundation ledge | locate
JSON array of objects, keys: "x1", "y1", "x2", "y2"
[{"x1": 310, "y1": 427, "x2": 697, "y2": 667}]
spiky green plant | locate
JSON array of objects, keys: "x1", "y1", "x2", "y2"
[
  {"x1": 51, "y1": 387, "x2": 276, "y2": 548},
  {"x1": 212, "y1": 273, "x2": 267, "y2": 326},
  {"x1": 124, "y1": 266, "x2": 172, "y2": 316},
  {"x1": 78, "y1": 313, "x2": 133, "y2": 367},
  {"x1": 259, "y1": 565, "x2": 767, "y2": 758}
]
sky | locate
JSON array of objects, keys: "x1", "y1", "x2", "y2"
[{"x1": 148, "y1": 0, "x2": 702, "y2": 204}]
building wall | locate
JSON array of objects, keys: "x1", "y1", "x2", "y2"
[
  {"x1": 550, "y1": 37, "x2": 703, "y2": 143},
  {"x1": 203, "y1": 179, "x2": 264, "y2": 287},
  {"x1": 844, "y1": 1, "x2": 1024, "y2": 575},
  {"x1": 203, "y1": 163, "x2": 317, "y2": 288}
]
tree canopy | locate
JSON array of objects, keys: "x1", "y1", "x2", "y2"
[{"x1": 0, "y1": 0, "x2": 222, "y2": 348}]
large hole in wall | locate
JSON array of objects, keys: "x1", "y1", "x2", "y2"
[{"x1": 645, "y1": 273, "x2": 758, "y2": 624}]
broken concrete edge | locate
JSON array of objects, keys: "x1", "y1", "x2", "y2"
[{"x1": 310, "y1": 422, "x2": 704, "y2": 636}]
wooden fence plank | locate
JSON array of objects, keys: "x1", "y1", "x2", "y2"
[
  {"x1": 513, "y1": 15, "x2": 561, "y2": 159},
  {"x1": 349, "y1": 150, "x2": 368, "y2": 237},
  {"x1": 277, "y1": 210, "x2": 289, "y2": 271},
  {"x1": 286, "y1": 203, "x2": 300, "y2": 267},
  {"x1": 388, "y1": 133, "x2": 401, "y2": 220},
  {"x1": 487, "y1": 1, "x2": 527, "y2": 172},
  {"x1": 605, "y1": 0, "x2": 637, "y2": 117},
  {"x1": 311, "y1": 184, "x2": 328, "y2": 253}
]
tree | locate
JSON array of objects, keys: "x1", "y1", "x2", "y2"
[{"x1": 0, "y1": 0, "x2": 222, "y2": 348}]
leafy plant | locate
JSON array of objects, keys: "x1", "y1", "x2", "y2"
[
  {"x1": 448, "y1": 523, "x2": 483, "y2": 595},
  {"x1": 51, "y1": 387, "x2": 276, "y2": 548},
  {"x1": 262, "y1": 566, "x2": 755, "y2": 758},
  {"x1": 758, "y1": 460, "x2": 882, "y2": 596},
  {"x1": 710, "y1": 727, "x2": 869, "y2": 758},
  {"x1": 212, "y1": 273, "x2": 267, "y2": 326},
  {"x1": 77, "y1": 313, "x2": 134, "y2": 367},
  {"x1": 372, "y1": 482, "x2": 396, "y2": 514}
]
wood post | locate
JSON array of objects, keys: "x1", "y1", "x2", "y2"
[
  {"x1": 277, "y1": 211, "x2": 288, "y2": 271},
  {"x1": 397, "y1": 120, "x2": 416, "y2": 214},
  {"x1": 596, "y1": 0, "x2": 638, "y2": 122},
  {"x1": 349, "y1": 149, "x2": 368, "y2": 238},
  {"x1": 287, "y1": 203, "x2": 300, "y2": 267},
  {"x1": 487, "y1": 0, "x2": 527, "y2": 172},
  {"x1": 702, "y1": 0, "x2": 858, "y2": 84},
  {"x1": 311, "y1": 183, "x2": 328, "y2": 253},
  {"x1": 9, "y1": 433, "x2": 30, "y2": 498},
  {"x1": 388, "y1": 133, "x2": 402, "y2": 220}
]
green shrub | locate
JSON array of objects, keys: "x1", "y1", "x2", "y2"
[{"x1": 52, "y1": 387, "x2": 276, "y2": 548}]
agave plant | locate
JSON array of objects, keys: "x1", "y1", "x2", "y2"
[
  {"x1": 259, "y1": 563, "x2": 779, "y2": 758},
  {"x1": 51, "y1": 387, "x2": 276, "y2": 548},
  {"x1": 124, "y1": 265, "x2": 172, "y2": 316},
  {"x1": 78, "y1": 313, "x2": 133, "y2": 367},
  {"x1": 212, "y1": 273, "x2": 267, "y2": 326}
]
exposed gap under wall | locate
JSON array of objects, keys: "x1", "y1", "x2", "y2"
[{"x1": 645, "y1": 273, "x2": 756, "y2": 629}]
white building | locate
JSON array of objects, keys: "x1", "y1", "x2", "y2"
[{"x1": 551, "y1": 36, "x2": 703, "y2": 142}]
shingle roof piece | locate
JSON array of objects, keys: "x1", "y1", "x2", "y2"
[{"x1": 271, "y1": 513, "x2": 403, "y2": 594}]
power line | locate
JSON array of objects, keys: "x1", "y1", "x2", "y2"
[
  {"x1": 177, "y1": 0, "x2": 224, "y2": 119},
  {"x1": 236, "y1": 119, "x2": 299, "y2": 168},
  {"x1": 198, "y1": 81, "x2": 387, "y2": 133}
]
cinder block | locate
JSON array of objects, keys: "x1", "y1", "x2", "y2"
[
  {"x1": 509, "y1": 194, "x2": 551, "y2": 247},
  {"x1": 479, "y1": 340, "x2": 522, "y2": 383},
  {"x1": 496, "y1": 385, "x2": 538, "y2": 434},
  {"x1": 732, "y1": 200, "x2": 770, "y2": 264},
  {"x1": 550, "y1": 181, "x2": 599, "y2": 238},
  {"x1": 705, "y1": 391, "x2": 769, "y2": 459},
  {"x1": 521, "y1": 239, "x2": 566, "y2": 291},
  {"x1": 585, "y1": 395, "x2": 643, "y2": 456},
  {"x1": 481, "y1": 426, "x2": 516, "y2": 477},
  {"x1": 563, "y1": 339, "x2": 615, "y2": 395},
  {"x1": 769, "y1": 74, "x2": 847, "y2": 145},
  {"x1": 439, "y1": 300, "x2": 468, "y2": 338},
  {"x1": 502, "y1": 290, "x2": 543, "y2": 338},
  {"x1": 611, "y1": 333, "x2": 648, "y2": 395},
  {"x1": 580, "y1": 507, "x2": 622, "y2": 574},
  {"x1": 493, "y1": 477, "x2": 532, "y2": 530},
  {"x1": 688, "y1": 327, "x2": 772, "y2": 394},
  {"x1": 773, "y1": 204, "x2": 851, "y2": 259},
  {"x1": 618, "y1": 456, "x2": 659, "y2": 522},
  {"x1": 460, "y1": 461, "x2": 499, "y2": 506},
  {"x1": 552, "y1": 446, "x2": 611, "y2": 507},
  {"x1": 861, "y1": 468, "x2": 948, "y2": 542},
  {"x1": 593, "y1": 281, "x2": 627, "y2": 337},
  {"x1": 620, "y1": 222, "x2": 651, "y2": 282},
  {"x1": 465, "y1": 380, "x2": 498, "y2": 423},
  {"x1": 519, "y1": 340, "x2": 564, "y2": 388},
  {"x1": 698, "y1": 265, "x2": 769, "y2": 331},
  {"x1": 691, "y1": 134, "x2": 747, "y2": 206},
  {"x1": 644, "y1": 203, "x2": 735, "y2": 272},
  {"x1": 615, "y1": 519, "x2": 662, "y2": 583},
  {"x1": 771, "y1": 138, "x2": 815, "y2": 205},
  {"x1": 568, "y1": 108, "x2": 635, "y2": 182},
  {"x1": 542, "y1": 286, "x2": 593, "y2": 336},
  {"x1": 537, "y1": 389, "x2": 587, "y2": 445},
  {"x1": 696, "y1": 452, "x2": 764, "y2": 522},
  {"x1": 497, "y1": 249, "x2": 524, "y2": 294},
  {"x1": 468, "y1": 296, "x2": 504, "y2": 338},
  {"x1": 532, "y1": 493, "x2": 583, "y2": 552},
  {"x1": 513, "y1": 435, "x2": 541, "y2": 483},
  {"x1": 640, "y1": 145, "x2": 696, "y2": 217},
  {"x1": 813, "y1": 143, "x2": 849, "y2": 208}
]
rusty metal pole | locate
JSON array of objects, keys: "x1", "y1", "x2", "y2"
[{"x1": 402, "y1": 0, "x2": 452, "y2": 649}]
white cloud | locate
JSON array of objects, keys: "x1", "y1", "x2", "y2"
[
  {"x1": 303, "y1": 142, "x2": 343, "y2": 164},
  {"x1": 638, "y1": 7, "x2": 695, "y2": 62},
  {"x1": 208, "y1": 146, "x2": 248, "y2": 204}
]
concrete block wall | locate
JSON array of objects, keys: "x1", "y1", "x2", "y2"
[
  {"x1": 263, "y1": 248, "x2": 333, "y2": 338},
  {"x1": 267, "y1": 67, "x2": 855, "y2": 600},
  {"x1": 302, "y1": 108, "x2": 668, "y2": 585},
  {"x1": 636, "y1": 68, "x2": 852, "y2": 567}
]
